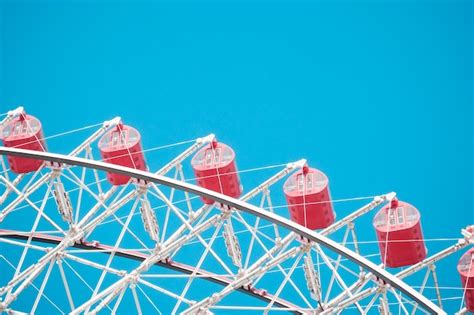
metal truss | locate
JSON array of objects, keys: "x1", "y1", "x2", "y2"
[{"x1": 0, "y1": 122, "x2": 472, "y2": 314}]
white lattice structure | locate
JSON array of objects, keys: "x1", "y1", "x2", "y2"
[{"x1": 0, "y1": 107, "x2": 472, "y2": 314}]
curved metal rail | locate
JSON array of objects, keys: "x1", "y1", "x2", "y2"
[
  {"x1": 0, "y1": 146, "x2": 446, "y2": 314},
  {"x1": 0, "y1": 229, "x2": 302, "y2": 312}
]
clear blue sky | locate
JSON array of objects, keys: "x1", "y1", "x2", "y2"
[{"x1": 0, "y1": 0, "x2": 472, "y2": 313}]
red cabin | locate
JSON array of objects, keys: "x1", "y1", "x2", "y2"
[
  {"x1": 1, "y1": 113, "x2": 46, "y2": 174},
  {"x1": 98, "y1": 123, "x2": 146, "y2": 185},
  {"x1": 283, "y1": 166, "x2": 335, "y2": 230},
  {"x1": 191, "y1": 140, "x2": 242, "y2": 205},
  {"x1": 373, "y1": 199, "x2": 427, "y2": 268},
  {"x1": 458, "y1": 248, "x2": 474, "y2": 312}
]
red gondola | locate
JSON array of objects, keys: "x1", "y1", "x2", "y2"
[
  {"x1": 373, "y1": 199, "x2": 427, "y2": 268},
  {"x1": 1, "y1": 112, "x2": 46, "y2": 174},
  {"x1": 283, "y1": 166, "x2": 335, "y2": 230},
  {"x1": 191, "y1": 140, "x2": 242, "y2": 205},
  {"x1": 98, "y1": 123, "x2": 146, "y2": 185},
  {"x1": 458, "y1": 248, "x2": 474, "y2": 312}
]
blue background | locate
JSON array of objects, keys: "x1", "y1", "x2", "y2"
[{"x1": 0, "y1": 0, "x2": 472, "y2": 313}]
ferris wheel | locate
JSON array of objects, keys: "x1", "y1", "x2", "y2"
[{"x1": 0, "y1": 106, "x2": 472, "y2": 314}]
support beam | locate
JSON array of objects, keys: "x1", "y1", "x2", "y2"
[{"x1": 0, "y1": 147, "x2": 446, "y2": 315}]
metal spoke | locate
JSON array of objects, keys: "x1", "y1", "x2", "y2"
[{"x1": 0, "y1": 128, "x2": 468, "y2": 315}]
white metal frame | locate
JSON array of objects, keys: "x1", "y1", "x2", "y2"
[{"x1": 0, "y1": 146, "x2": 452, "y2": 314}]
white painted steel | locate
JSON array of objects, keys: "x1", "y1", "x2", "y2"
[{"x1": 0, "y1": 147, "x2": 445, "y2": 315}]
